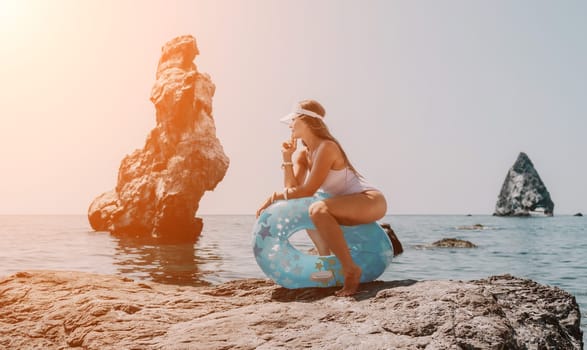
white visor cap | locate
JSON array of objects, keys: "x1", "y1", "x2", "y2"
[{"x1": 280, "y1": 107, "x2": 324, "y2": 124}]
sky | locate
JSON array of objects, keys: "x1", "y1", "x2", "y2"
[{"x1": 1, "y1": 0, "x2": 586, "y2": 215}]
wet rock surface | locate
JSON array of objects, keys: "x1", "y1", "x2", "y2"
[
  {"x1": 456, "y1": 223, "x2": 484, "y2": 230},
  {"x1": 431, "y1": 238, "x2": 478, "y2": 248},
  {"x1": 494, "y1": 152, "x2": 554, "y2": 217},
  {"x1": 88, "y1": 35, "x2": 229, "y2": 242},
  {"x1": 0, "y1": 271, "x2": 581, "y2": 349}
]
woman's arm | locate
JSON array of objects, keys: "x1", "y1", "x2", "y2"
[
  {"x1": 284, "y1": 148, "x2": 308, "y2": 188},
  {"x1": 282, "y1": 137, "x2": 308, "y2": 188},
  {"x1": 283, "y1": 141, "x2": 339, "y2": 199},
  {"x1": 256, "y1": 141, "x2": 339, "y2": 217}
]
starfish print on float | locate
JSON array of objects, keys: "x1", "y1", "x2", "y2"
[{"x1": 258, "y1": 225, "x2": 271, "y2": 240}]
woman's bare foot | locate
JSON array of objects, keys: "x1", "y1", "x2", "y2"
[{"x1": 335, "y1": 266, "x2": 362, "y2": 297}]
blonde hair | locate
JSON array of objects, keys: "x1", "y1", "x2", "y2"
[{"x1": 297, "y1": 100, "x2": 362, "y2": 178}]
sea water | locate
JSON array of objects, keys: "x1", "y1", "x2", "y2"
[{"x1": 0, "y1": 214, "x2": 585, "y2": 341}]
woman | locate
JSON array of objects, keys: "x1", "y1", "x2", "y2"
[{"x1": 256, "y1": 99, "x2": 387, "y2": 297}]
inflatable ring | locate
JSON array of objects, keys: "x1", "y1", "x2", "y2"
[{"x1": 252, "y1": 192, "x2": 393, "y2": 289}]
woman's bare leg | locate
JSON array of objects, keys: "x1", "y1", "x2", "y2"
[
  {"x1": 309, "y1": 190, "x2": 387, "y2": 296},
  {"x1": 309, "y1": 205, "x2": 361, "y2": 296},
  {"x1": 306, "y1": 229, "x2": 331, "y2": 256}
]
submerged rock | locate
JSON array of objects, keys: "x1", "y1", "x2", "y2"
[
  {"x1": 456, "y1": 223, "x2": 484, "y2": 230},
  {"x1": 494, "y1": 152, "x2": 554, "y2": 217},
  {"x1": 0, "y1": 271, "x2": 582, "y2": 349},
  {"x1": 432, "y1": 238, "x2": 477, "y2": 248},
  {"x1": 88, "y1": 35, "x2": 229, "y2": 242}
]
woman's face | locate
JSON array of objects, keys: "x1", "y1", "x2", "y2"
[{"x1": 289, "y1": 116, "x2": 306, "y2": 138}]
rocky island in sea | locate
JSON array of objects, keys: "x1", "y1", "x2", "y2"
[
  {"x1": 0, "y1": 271, "x2": 582, "y2": 349},
  {"x1": 494, "y1": 152, "x2": 554, "y2": 216},
  {"x1": 88, "y1": 35, "x2": 229, "y2": 243}
]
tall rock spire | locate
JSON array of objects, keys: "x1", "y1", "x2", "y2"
[
  {"x1": 494, "y1": 152, "x2": 554, "y2": 216},
  {"x1": 88, "y1": 35, "x2": 229, "y2": 242}
]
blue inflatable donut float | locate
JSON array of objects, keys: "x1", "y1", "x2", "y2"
[{"x1": 252, "y1": 192, "x2": 394, "y2": 289}]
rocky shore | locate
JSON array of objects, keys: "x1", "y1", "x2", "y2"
[{"x1": 0, "y1": 271, "x2": 582, "y2": 349}]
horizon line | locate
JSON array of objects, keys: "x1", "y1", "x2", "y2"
[{"x1": 0, "y1": 212, "x2": 582, "y2": 217}]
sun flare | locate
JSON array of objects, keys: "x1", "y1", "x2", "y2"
[
  {"x1": 0, "y1": 0, "x2": 26, "y2": 32},
  {"x1": 0, "y1": 0, "x2": 48, "y2": 50}
]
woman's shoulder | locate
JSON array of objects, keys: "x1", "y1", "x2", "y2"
[
  {"x1": 317, "y1": 140, "x2": 341, "y2": 154},
  {"x1": 314, "y1": 140, "x2": 345, "y2": 166}
]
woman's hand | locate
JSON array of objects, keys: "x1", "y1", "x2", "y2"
[
  {"x1": 256, "y1": 192, "x2": 276, "y2": 218},
  {"x1": 281, "y1": 135, "x2": 297, "y2": 161}
]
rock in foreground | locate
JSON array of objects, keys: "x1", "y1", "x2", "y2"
[
  {"x1": 0, "y1": 271, "x2": 582, "y2": 349},
  {"x1": 88, "y1": 35, "x2": 229, "y2": 242},
  {"x1": 494, "y1": 152, "x2": 554, "y2": 216}
]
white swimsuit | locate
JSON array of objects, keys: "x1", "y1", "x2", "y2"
[{"x1": 318, "y1": 168, "x2": 378, "y2": 196}]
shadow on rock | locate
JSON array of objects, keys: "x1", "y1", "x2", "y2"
[{"x1": 270, "y1": 279, "x2": 418, "y2": 302}]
